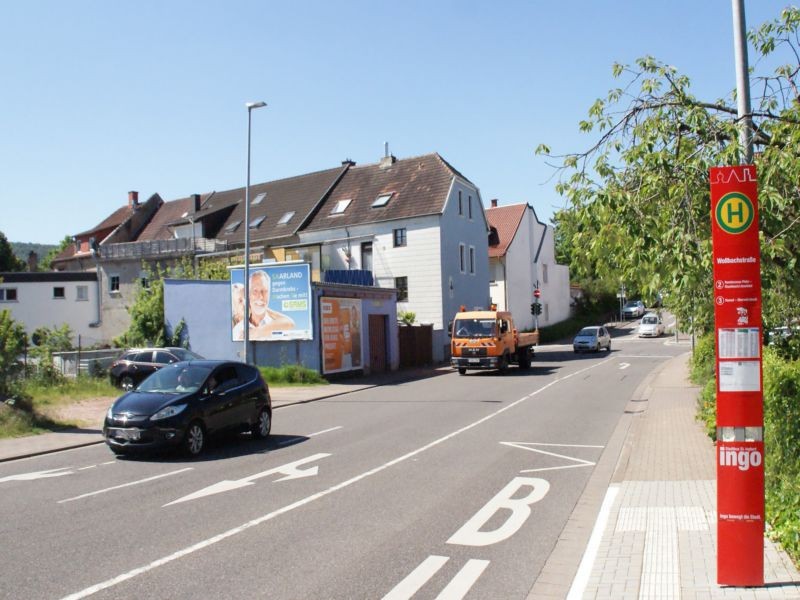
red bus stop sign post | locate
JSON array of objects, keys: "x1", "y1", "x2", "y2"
[{"x1": 710, "y1": 165, "x2": 764, "y2": 586}]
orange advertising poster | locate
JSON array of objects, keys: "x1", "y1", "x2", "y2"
[{"x1": 321, "y1": 298, "x2": 362, "y2": 374}]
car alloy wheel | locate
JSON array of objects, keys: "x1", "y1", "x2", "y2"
[
  {"x1": 252, "y1": 408, "x2": 271, "y2": 439},
  {"x1": 120, "y1": 375, "x2": 135, "y2": 391},
  {"x1": 183, "y1": 421, "x2": 205, "y2": 456}
]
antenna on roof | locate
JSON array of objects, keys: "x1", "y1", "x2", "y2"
[{"x1": 384, "y1": 141, "x2": 389, "y2": 158}]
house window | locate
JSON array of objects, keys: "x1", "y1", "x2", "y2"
[
  {"x1": 277, "y1": 211, "x2": 295, "y2": 225},
  {"x1": 458, "y1": 191, "x2": 463, "y2": 215},
  {"x1": 459, "y1": 243, "x2": 465, "y2": 273},
  {"x1": 372, "y1": 193, "x2": 393, "y2": 208},
  {"x1": 251, "y1": 192, "x2": 266, "y2": 205},
  {"x1": 393, "y1": 228, "x2": 407, "y2": 247},
  {"x1": 330, "y1": 199, "x2": 352, "y2": 215},
  {"x1": 468, "y1": 195, "x2": 473, "y2": 219},
  {"x1": 0, "y1": 288, "x2": 18, "y2": 302},
  {"x1": 542, "y1": 263, "x2": 549, "y2": 283},
  {"x1": 395, "y1": 276, "x2": 408, "y2": 302},
  {"x1": 76, "y1": 285, "x2": 88, "y2": 301},
  {"x1": 225, "y1": 220, "x2": 242, "y2": 233},
  {"x1": 109, "y1": 275, "x2": 120, "y2": 293},
  {"x1": 249, "y1": 215, "x2": 266, "y2": 229},
  {"x1": 53, "y1": 287, "x2": 65, "y2": 299},
  {"x1": 469, "y1": 246, "x2": 475, "y2": 274}
]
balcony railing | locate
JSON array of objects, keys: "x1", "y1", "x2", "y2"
[{"x1": 100, "y1": 238, "x2": 227, "y2": 260}]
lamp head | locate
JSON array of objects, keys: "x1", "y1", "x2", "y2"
[{"x1": 246, "y1": 101, "x2": 267, "y2": 110}]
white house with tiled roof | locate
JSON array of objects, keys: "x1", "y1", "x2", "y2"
[
  {"x1": 296, "y1": 152, "x2": 491, "y2": 362},
  {"x1": 486, "y1": 200, "x2": 570, "y2": 331}
]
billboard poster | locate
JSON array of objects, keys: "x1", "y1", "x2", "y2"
[
  {"x1": 230, "y1": 263, "x2": 312, "y2": 341},
  {"x1": 320, "y1": 297, "x2": 362, "y2": 374},
  {"x1": 710, "y1": 164, "x2": 764, "y2": 586}
]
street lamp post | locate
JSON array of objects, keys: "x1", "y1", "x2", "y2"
[{"x1": 243, "y1": 101, "x2": 267, "y2": 364}]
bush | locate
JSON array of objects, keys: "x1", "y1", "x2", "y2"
[
  {"x1": 0, "y1": 309, "x2": 26, "y2": 396},
  {"x1": 258, "y1": 364, "x2": 327, "y2": 385},
  {"x1": 689, "y1": 332, "x2": 716, "y2": 386}
]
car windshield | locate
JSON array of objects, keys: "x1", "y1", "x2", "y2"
[
  {"x1": 454, "y1": 318, "x2": 496, "y2": 338},
  {"x1": 624, "y1": 302, "x2": 638, "y2": 309},
  {"x1": 137, "y1": 364, "x2": 211, "y2": 394},
  {"x1": 578, "y1": 327, "x2": 598, "y2": 336},
  {"x1": 642, "y1": 316, "x2": 658, "y2": 324},
  {"x1": 171, "y1": 349, "x2": 204, "y2": 361}
]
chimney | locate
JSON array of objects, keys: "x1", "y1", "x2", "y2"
[
  {"x1": 491, "y1": 199, "x2": 498, "y2": 208},
  {"x1": 128, "y1": 190, "x2": 139, "y2": 208},
  {"x1": 27, "y1": 251, "x2": 38, "y2": 272},
  {"x1": 380, "y1": 142, "x2": 396, "y2": 168},
  {"x1": 192, "y1": 193, "x2": 201, "y2": 212},
  {"x1": 341, "y1": 159, "x2": 356, "y2": 166}
]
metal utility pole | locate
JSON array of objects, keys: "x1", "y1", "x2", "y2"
[{"x1": 732, "y1": 0, "x2": 754, "y2": 164}]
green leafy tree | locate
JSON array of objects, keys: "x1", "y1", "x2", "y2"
[
  {"x1": 538, "y1": 7, "x2": 800, "y2": 333},
  {"x1": 0, "y1": 310, "x2": 26, "y2": 395},
  {"x1": 40, "y1": 236, "x2": 74, "y2": 271},
  {"x1": 0, "y1": 231, "x2": 25, "y2": 272}
]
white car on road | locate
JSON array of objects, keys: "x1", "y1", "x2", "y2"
[{"x1": 638, "y1": 313, "x2": 665, "y2": 337}]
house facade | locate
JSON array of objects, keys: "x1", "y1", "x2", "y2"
[
  {"x1": 486, "y1": 201, "x2": 570, "y2": 330},
  {"x1": 0, "y1": 272, "x2": 100, "y2": 346},
  {"x1": 294, "y1": 153, "x2": 491, "y2": 361}
]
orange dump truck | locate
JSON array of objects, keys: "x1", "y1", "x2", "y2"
[{"x1": 449, "y1": 307, "x2": 539, "y2": 375}]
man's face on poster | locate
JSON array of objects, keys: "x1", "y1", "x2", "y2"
[{"x1": 250, "y1": 272, "x2": 269, "y2": 321}]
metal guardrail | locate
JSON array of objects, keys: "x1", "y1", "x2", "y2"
[{"x1": 52, "y1": 349, "x2": 121, "y2": 378}]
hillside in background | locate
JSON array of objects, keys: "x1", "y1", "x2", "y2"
[{"x1": 11, "y1": 242, "x2": 57, "y2": 264}]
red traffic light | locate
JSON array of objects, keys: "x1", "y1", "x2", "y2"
[{"x1": 533, "y1": 289, "x2": 541, "y2": 298}]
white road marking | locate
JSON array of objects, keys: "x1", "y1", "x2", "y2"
[
  {"x1": 58, "y1": 468, "x2": 193, "y2": 504},
  {"x1": 277, "y1": 425, "x2": 342, "y2": 447},
  {"x1": 566, "y1": 485, "x2": 620, "y2": 600},
  {"x1": 382, "y1": 555, "x2": 449, "y2": 600},
  {"x1": 619, "y1": 362, "x2": 631, "y2": 370},
  {"x1": 501, "y1": 441, "x2": 602, "y2": 474},
  {"x1": 77, "y1": 466, "x2": 97, "y2": 471},
  {"x1": 435, "y1": 559, "x2": 490, "y2": 600},
  {"x1": 0, "y1": 467, "x2": 73, "y2": 483},
  {"x1": 61, "y1": 357, "x2": 614, "y2": 600},
  {"x1": 163, "y1": 453, "x2": 331, "y2": 506}
]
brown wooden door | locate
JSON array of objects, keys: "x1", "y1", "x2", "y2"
[{"x1": 368, "y1": 314, "x2": 387, "y2": 373}]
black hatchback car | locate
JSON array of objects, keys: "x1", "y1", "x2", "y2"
[
  {"x1": 109, "y1": 347, "x2": 204, "y2": 390},
  {"x1": 103, "y1": 360, "x2": 271, "y2": 457}
]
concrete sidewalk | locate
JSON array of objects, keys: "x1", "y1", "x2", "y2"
[{"x1": 533, "y1": 352, "x2": 800, "y2": 599}]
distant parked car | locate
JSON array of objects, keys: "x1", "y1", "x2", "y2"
[
  {"x1": 109, "y1": 347, "x2": 205, "y2": 390},
  {"x1": 622, "y1": 300, "x2": 646, "y2": 319},
  {"x1": 573, "y1": 326, "x2": 612, "y2": 353},
  {"x1": 104, "y1": 360, "x2": 271, "y2": 456},
  {"x1": 638, "y1": 313, "x2": 665, "y2": 338}
]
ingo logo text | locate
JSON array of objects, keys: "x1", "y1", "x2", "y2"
[
  {"x1": 716, "y1": 192, "x2": 754, "y2": 235},
  {"x1": 719, "y1": 446, "x2": 762, "y2": 472}
]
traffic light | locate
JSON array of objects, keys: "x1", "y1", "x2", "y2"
[
  {"x1": 530, "y1": 303, "x2": 536, "y2": 315},
  {"x1": 533, "y1": 302, "x2": 542, "y2": 315}
]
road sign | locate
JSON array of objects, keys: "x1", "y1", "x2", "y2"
[
  {"x1": 710, "y1": 164, "x2": 763, "y2": 586},
  {"x1": 533, "y1": 289, "x2": 541, "y2": 298}
]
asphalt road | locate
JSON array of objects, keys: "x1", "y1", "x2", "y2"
[{"x1": 0, "y1": 328, "x2": 684, "y2": 600}]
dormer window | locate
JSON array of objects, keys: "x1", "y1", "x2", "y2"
[
  {"x1": 278, "y1": 211, "x2": 295, "y2": 225},
  {"x1": 225, "y1": 220, "x2": 242, "y2": 233},
  {"x1": 331, "y1": 199, "x2": 352, "y2": 215},
  {"x1": 372, "y1": 193, "x2": 393, "y2": 208},
  {"x1": 251, "y1": 192, "x2": 266, "y2": 205},
  {"x1": 249, "y1": 215, "x2": 266, "y2": 229}
]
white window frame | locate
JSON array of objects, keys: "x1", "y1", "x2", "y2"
[
  {"x1": 277, "y1": 211, "x2": 295, "y2": 225},
  {"x1": 459, "y1": 243, "x2": 466, "y2": 273},
  {"x1": 249, "y1": 215, "x2": 266, "y2": 229},
  {"x1": 469, "y1": 246, "x2": 476, "y2": 274},
  {"x1": 330, "y1": 199, "x2": 352, "y2": 215},
  {"x1": 372, "y1": 193, "x2": 393, "y2": 208},
  {"x1": 76, "y1": 285, "x2": 89, "y2": 301},
  {"x1": 458, "y1": 191, "x2": 463, "y2": 215},
  {"x1": 0, "y1": 288, "x2": 18, "y2": 302},
  {"x1": 251, "y1": 192, "x2": 266, "y2": 205},
  {"x1": 468, "y1": 195, "x2": 473, "y2": 219},
  {"x1": 109, "y1": 275, "x2": 120, "y2": 294}
]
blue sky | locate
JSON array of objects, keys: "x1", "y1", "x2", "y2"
[{"x1": 1, "y1": 1, "x2": 789, "y2": 244}]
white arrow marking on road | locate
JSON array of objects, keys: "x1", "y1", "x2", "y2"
[
  {"x1": 619, "y1": 362, "x2": 631, "y2": 370},
  {"x1": 163, "y1": 452, "x2": 331, "y2": 507},
  {"x1": 501, "y1": 441, "x2": 603, "y2": 473},
  {"x1": 0, "y1": 467, "x2": 74, "y2": 483},
  {"x1": 59, "y1": 468, "x2": 193, "y2": 503}
]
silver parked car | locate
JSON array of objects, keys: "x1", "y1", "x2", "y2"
[
  {"x1": 638, "y1": 313, "x2": 665, "y2": 338},
  {"x1": 573, "y1": 326, "x2": 612, "y2": 353},
  {"x1": 622, "y1": 300, "x2": 646, "y2": 319}
]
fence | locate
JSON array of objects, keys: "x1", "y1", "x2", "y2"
[{"x1": 51, "y1": 349, "x2": 120, "y2": 378}]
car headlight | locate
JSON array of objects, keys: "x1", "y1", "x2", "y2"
[
  {"x1": 150, "y1": 404, "x2": 187, "y2": 421},
  {"x1": 107, "y1": 406, "x2": 115, "y2": 420}
]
